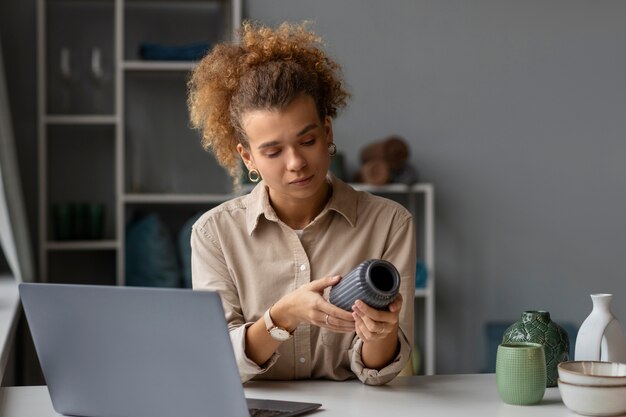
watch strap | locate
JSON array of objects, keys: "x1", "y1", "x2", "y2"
[
  {"x1": 263, "y1": 306, "x2": 293, "y2": 340},
  {"x1": 263, "y1": 307, "x2": 276, "y2": 332}
]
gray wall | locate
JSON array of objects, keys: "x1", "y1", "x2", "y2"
[
  {"x1": 246, "y1": 0, "x2": 626, "y2": 373},
  {"x1": 3, "y1": 0, "x2": 626, "y2": 374}
]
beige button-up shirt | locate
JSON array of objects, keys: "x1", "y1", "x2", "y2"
[{"x1": 191, "y1": 176, "x2": 416, "y2": 385}]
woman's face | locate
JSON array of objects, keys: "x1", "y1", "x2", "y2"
[{"x1": 237, "y1": 94, "x2": 334, "y2": 204}]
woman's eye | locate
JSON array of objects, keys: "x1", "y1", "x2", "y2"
[
  {"x1": 302, "y1": 138, "x2": 316, "y2": 146},
  {"x1": 265, "y1": 150, "x2": 281, "y2": 158}
]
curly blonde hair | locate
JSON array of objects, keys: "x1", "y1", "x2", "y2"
[{"x1": 187, "y1": 21, "x2": 350, "y2": 183}]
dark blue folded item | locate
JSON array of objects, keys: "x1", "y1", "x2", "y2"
[
  {"x1": 139, "y1": 42, "x2": 211, "y2": 61},
  {"x1": 415, "y1": 260, "x2": 428, "y2": 288},
  {"x1": 178, "y1": 212, "x2": 203, "y2": 289},
  {"x1": 125, "y1": 213, "x2": 181, "y2": 288}
]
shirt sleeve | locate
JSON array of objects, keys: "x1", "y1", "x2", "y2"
[
  {"x1": 348, "y1": 214, "x2": 416, "y2": 385},
  {"x1": 191, "y1": 222, "x2": 280, "y2": 383}
]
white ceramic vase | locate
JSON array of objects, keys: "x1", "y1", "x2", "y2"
[{"x1": 575, "y1": 294, "x2": 626, "y2": 362}]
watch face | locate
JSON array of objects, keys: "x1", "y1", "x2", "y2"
[{"x1": 269, "y1": 327, "x2": 291, "y2": 341}]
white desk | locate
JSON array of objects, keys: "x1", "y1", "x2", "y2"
[{"x1": 0, "y1": 374, "x2": 577, "y2": 416}]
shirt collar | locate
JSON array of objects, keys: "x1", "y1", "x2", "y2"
[
  {"x1": 245, "y1": 174, "x2": 358, "y2": 235},
  {"x1": 324, "y1": 175, "x2": 358, "y2": 227},
  {"x1": 245, "y1": 181, "x2": 276, "y2": 235}
]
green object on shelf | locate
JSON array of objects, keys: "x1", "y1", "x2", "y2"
[
  {"x1": 411, "y1": 345, "x2": 422, "y2": 375},
  {"x1": 52, "y1": 203, "x2": 73, "y2": 241},
  {"x1": 51, "y1": 202, "x2": 105, "y2": 240},
  {"x1": 502, "y1": 311, "x2": 569, "y2": 388},
  {"x1": 85, "y1": 203, "x2": 105, "y2": 239}
]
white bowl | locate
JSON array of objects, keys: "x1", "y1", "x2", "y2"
[
  {"x1": 558, "y1": 379, "x2": 626, "y2": 416},
  {"x1": 558, "y1": 361, "x2": 626, "y2": 386}
]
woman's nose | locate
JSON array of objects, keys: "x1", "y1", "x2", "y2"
[{"x1": 286, "y1": 149, "x2": 307, "y2": 171}]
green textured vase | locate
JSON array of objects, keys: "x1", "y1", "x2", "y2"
[
  {"x1": 496, "y1": 342, "x2": 546, "y2": 405},
  {"x1": 502, "y1": 311, "x2": 569, "y2": 387}
]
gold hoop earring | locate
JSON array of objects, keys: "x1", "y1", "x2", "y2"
[
  {"x1": 328, "y1": 143, "x2": 337, "y2": 156},
  {"x1": 248, "y1": 168, "x2": 261, "y2": 183}
]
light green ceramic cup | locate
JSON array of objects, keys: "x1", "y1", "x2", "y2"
[{"x1": 496, "y1": 342, "x2": 546, "y2": 405}]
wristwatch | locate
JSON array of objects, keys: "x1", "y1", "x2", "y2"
[{"x1": 264, "y1": 307, "x2": 292, "y2": 342}]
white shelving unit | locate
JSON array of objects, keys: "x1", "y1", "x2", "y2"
[
  {"x1": 37, "y1": 0, "x2": 242, "y2": 284},
  {"x1": 37, "y1": 1, "x2": 435, "y2": 375}
]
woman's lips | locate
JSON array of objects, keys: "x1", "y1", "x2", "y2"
[{"x1": 290, "y1": 175, "x2": 313, "y2": 186}]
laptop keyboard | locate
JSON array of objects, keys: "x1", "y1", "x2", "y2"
[{"x1": 249, "y1": 408, "x2": 290, "y2": 417}]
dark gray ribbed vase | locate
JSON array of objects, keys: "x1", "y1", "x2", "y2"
[{"x1": 329, "y1": 259, "x2": 400, "y2": 311}]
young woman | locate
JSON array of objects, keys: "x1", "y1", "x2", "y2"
[{"x1": 188, "y1": 22, "x2": 416, "y2": 386}]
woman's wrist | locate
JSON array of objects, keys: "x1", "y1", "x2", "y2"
[
  {"x1": 361, "y1": 325, "x2": 400, "y2": 369},
  {"x1": 270, "y1": 298, "x2": 299, "y2": 332}
]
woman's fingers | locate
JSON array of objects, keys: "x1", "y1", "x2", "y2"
[
  {"x1": 320, "y1": 308, "x2": 355, "y2": 332},
  {"x1": 351, "y1": 298, "x2": 402, "y2": 341},
  {"x1": 352, "y1": 307, "x2": 385, "y2": 334},
  {"x1": 307, "y1": 274, "x2": 341, "y2": 293},
  {"x1": 388, "y1": 293, "x2": 403, "y2": 313},
  {"x1": 290, "y1": 275, "x2": 369, "y2": 332}
]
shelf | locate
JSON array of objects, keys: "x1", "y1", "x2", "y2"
[
  {"x1": 44, "y1": 115, "x2": 118, "y2": 125},
  {"x1": 350, "y1": 183, "x2": 433, "y2": 194},
  {"x1": 124, "y1": 0, "x2": 225, "y2": 7},
  {"x1": 123, "y1": 184, "x2": 433, "y2": 201},
  {"x1": 46, "y1": 240, "x2": 119, "y2": 251},
  {"x1": 123, "y1": 60, "x2": 196, "y2": 72},
  {"x1": 414, "y1": 288, "x2": 430, "y2": 298},
  {"x1": 124, "y1": 193, "x2": 242, "y2": 204},
  {"x1": 46, "y1": 0, "x2": 115, "y2": 4},
  {"x1": 123, "y1": 184, "x2": 434, "y2": 204}
]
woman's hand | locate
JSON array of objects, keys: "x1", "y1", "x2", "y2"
[
  {"x1": 352, "y1": 293, "x2": 403, "y2": 343},
  {"x1": 271, "y1": 275, "x2": 355, "y2": 333}
]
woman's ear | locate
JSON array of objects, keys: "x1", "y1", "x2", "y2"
[
  {"x1": 236, "y1": 143, "x2": 254, "y2": 170},
  {"x1": 324, "y1": 116, "x2": 334, "y2": 146}
]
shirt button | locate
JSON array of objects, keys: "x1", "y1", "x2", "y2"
[
  {"x1": 300, "y1": 264, "x2": 306, "y2": 271},
  {"x1": 299, "y1": 357, "x2": 306, "y2": 363}
]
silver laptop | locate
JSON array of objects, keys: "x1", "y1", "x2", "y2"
[{"x1": 19, "y1": 283, "x2": 321, "y2": 417}]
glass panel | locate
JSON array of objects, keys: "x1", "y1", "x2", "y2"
[{"x1": 46, "y1": 1, "x2": 115, "y2": 115}]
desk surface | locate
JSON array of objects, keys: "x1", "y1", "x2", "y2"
[{"x1": 0, "y1": 374, "x2": 578, "y2": 417}]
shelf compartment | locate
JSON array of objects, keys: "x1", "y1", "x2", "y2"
[
  {"x1": 124, "y1": 71, "x2": 230, "y2": 194},
  {"x1": 125, "y1": 203, "x2": 212, "y2": 236},
  {"x1": 47, "y1": 250, "x2": 116, "y2": 285},
  {"x1": 46, "y1": 124, "x2": 116, "y2": 241},
  {"x1": 123, "y1": 1, "x2": 230, "y2": 61},
  {"x1": 45, "y1": 0, "x2": 115, "y2": 115}
]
